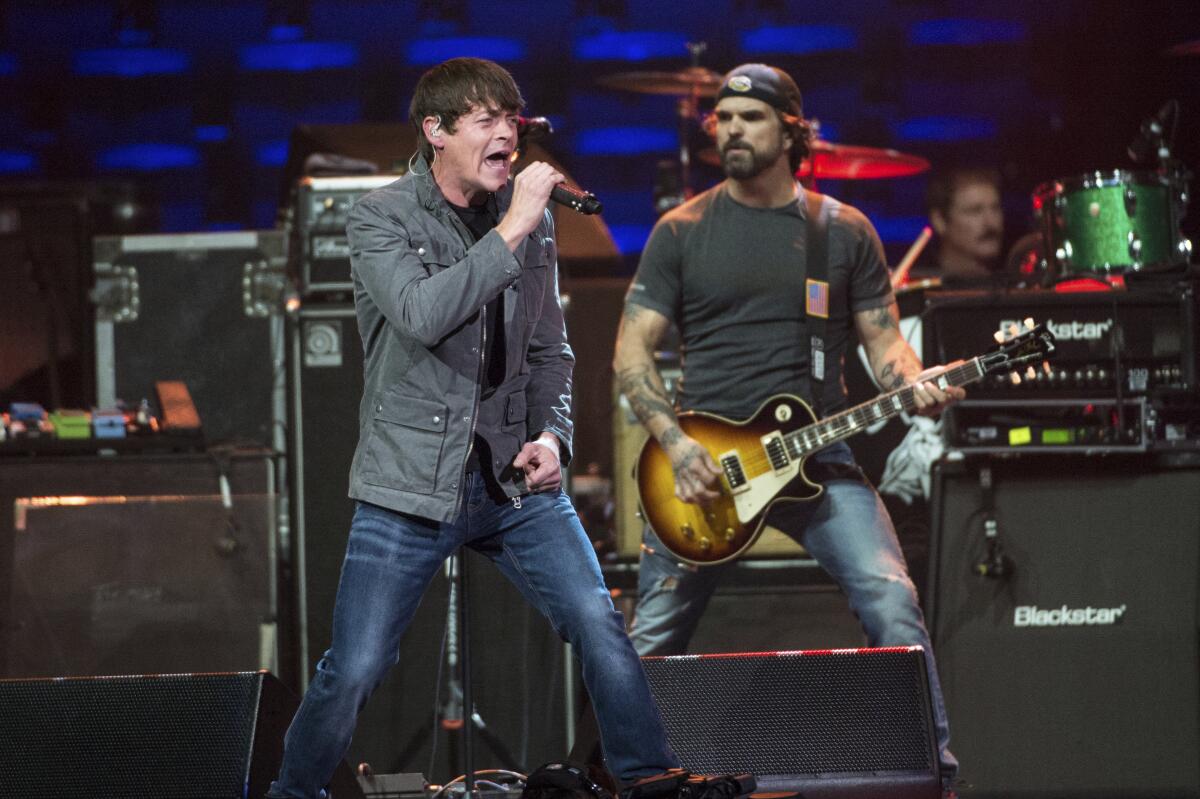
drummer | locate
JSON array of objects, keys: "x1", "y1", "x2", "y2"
[{"x1": 908, "y1": 166, "x2": 1005, "y2": 284}]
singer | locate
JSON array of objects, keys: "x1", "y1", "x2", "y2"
[{"x1": 264, "y1": 56, "x2": 679, "y2": 799}]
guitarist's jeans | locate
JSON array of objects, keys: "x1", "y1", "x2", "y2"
[
  {"x1": 630, "y1": 442, "x2": 957, "y2": 778},
  {"x1": 268, "y1": 474, "x2": 679, "y2": 799}
]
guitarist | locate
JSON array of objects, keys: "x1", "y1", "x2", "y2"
[{"x1": 613, "y1": 64, "x2": 965, "y2": 790}]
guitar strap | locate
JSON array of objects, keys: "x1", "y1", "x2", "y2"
[
  {"x1": 803, "y1": 186, "x2": 831, "y2": 419},
  {"x1": 801, "y1": 188, "x2": 873, "y2": 486}
]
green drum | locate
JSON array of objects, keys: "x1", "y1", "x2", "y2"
[{"x1": 1033, "y1": 170, "x2": 1191, "y2": 276}]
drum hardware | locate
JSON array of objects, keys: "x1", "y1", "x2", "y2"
[
  {"x1": 597, "y1": 42, "x2": 717, "y2": 211},
  {"x1": 696, "y1": 135, "x2": 931, "y2": 181},
  {"x1": 1165, "y1": 38, "x2": 1200, "y2": 57},
  {"x1": 599, "y1": 48, "x2": 929, "y2": 211},
  {"x1": 594, "y1": 65, "x2": 721, "y2": 97},
  {"x1": 1033, "y1": 169, "x2": 1191, "y2": 278},
  {"x1": 890, "y1": 225, "x2": 933, "y2": 289},
  {"x1": 1032, "y1": 100, "x2": 1192, "y2": 282}
]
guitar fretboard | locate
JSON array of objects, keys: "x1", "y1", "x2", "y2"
[{"x1": 785, "y1": 358, "x2": 985, "y2": 457}]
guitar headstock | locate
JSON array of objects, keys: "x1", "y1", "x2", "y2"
[{"x1": 979, "y1": 318, "x2": 1057, "y2": 381}]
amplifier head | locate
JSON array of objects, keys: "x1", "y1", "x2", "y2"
[{"x1": 924, "y1": 285, "x2": 1197, "y2": 399}]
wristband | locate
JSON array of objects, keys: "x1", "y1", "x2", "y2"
[{"x1": 532, "y1": 438, "x2": 560, "y2": 459}]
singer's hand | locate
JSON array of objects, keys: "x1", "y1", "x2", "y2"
[
  {"x1": 497, "y1": 161, "x2": 563, "y2": 251},
  {"x1": 512, "y1": 434, "x2": 562, "y2": 493}
]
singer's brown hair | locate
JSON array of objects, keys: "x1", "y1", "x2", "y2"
[{"x1": 409, "y1": 57, "x2": 525, "y2": 163}]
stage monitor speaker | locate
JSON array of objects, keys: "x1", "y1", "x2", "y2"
[
  {"x1": 0, "y1": 670, "x2": 361, "y2": 799},
  {"x1": 930, "y1": 459, "x2": 1200, "y2": 798},
  {"x1": 642, "y1": 649, "x2": 940, "y2": 799}
]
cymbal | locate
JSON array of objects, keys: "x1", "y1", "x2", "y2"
[
  {"x1": 1164, "y1": 39, "x2": 1200, "y2": 57},
  {"x1": 596, "y1": 67, "x2": 722, "y2": 96},
  {"x1": 698, "y1": 139, "x2": 931, "y2": 179}
]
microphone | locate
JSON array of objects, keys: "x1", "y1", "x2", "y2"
[
  {"x1": 513, "y1": 115, "x2": 600, "y2": 213},
  {"x1": 550, "y1": 182, "x2": 603, "y2": 215},
  {"x1": 517, "y1": 115, "x2": 553, "y2": 140},
  {"x1": 1127, "y1": 99, "x2": 1178, "y2": 163}
]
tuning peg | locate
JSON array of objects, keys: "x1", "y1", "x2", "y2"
[
  {"x1": 1042, "y1": 360, "x2": 1052, "y2": 374},
  {"x1": 1025, "y1": 366, "x2": 1036, "y2": 379},
  {"x1": 1009, "y1": 371, "x2": 1022, "y2": 385},
  {"x1": 1024, "y1": 317, "x2": 1035, "y2": 330},
  {"x1": 994, "y1": 330, "x2": 1007, "y2": 344}
]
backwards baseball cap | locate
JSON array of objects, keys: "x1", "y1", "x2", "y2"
[{"x1": 716, "y1": 63, "x2": 803, "y2": 117}]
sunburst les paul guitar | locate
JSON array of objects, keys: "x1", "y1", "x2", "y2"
[{"x1": 636, "y1": 323, "x2": 1057, "y2": 565}]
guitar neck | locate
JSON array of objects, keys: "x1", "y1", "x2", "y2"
[{"x1": 787, "y1": 357, "x2": 986, "y2": 456}]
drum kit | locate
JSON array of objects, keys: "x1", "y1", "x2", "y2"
[
  {"x1": 595, "y1": 46, "x2": 1195, "y2": 283},
  {"x1": 595, "y1": 53, "x2": 931, "y2": 191}
]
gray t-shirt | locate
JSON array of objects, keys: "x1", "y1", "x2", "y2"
[{"x1": 628, "y1": 182, "x2": 893, "y2": 420}]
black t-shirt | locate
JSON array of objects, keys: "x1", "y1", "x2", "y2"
[
  {"x1": 628, "y1": 183, "x2": 893, "y2": 419},
  {"x1": 449, "y1": 199, "x2": 506, "y2": 394},
  {"x1": 449, "y1": 198, "x2": 505, "y2": 472}
]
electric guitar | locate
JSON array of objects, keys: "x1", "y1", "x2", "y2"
[{"x1": 635, "y1": 323, "x2": 1057, "y2": 565}]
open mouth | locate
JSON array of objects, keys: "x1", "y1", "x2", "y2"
[{"x1": 484, "y1": 150, "x2": 513, "y2": 169}]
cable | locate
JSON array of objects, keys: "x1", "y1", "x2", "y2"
[{"x1": 432, "y1": 769, "x2": 527, "y2": 799}]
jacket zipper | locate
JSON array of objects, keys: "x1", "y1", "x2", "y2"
[{"x1": 454, "y1": 302, "x2": 486, "y2": 517}]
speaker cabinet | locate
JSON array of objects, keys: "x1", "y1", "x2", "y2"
[
  {"x1": 0, "y1": 450, "x2": 276, "y2": 678},
  {"x1": 930, "y1": 459, "x2": 1200, "y2": 798},
  {"x1": 642, "y1": 649, "x2": 940, "y2": 799},
  {"x1": 0, "y1": 671, "x2": 361, "y2": 799},
  {"x1": 92, "y1": 231, "x2": 284, "y2": 448}
]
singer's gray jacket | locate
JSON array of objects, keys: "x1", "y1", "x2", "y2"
[{"x1": 344, "y1": 155, "x2": 574, "y2": 522}]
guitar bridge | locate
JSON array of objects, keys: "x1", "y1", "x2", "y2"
[{"x1": 761, "y1": 433, "x2": 790, "y2": 472}]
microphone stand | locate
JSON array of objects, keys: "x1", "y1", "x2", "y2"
[{"x1": 389, "y1": 554, "x2": 522, "y2": 783}]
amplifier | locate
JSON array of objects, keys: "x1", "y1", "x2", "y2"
[
  {"x1": 924, "y1": 283, "x2": 1197, "y2": 400},
  {"x1": 944, "y1": 397, "x2": 1150, "y2": 453},
  {"x1": 929, "y1": 460, "x2": 1200, "y2": 797},
  {"x1": 292, "y1": 175, "x2": 401, "y2": 296}
]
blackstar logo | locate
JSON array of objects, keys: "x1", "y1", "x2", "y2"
[
  {"x1": 1000, "y1": 318, "x2": 1113, "y2": 341},
  {"x1": 1013, "y1": 604, "x2": 1127, "y2": 627}
]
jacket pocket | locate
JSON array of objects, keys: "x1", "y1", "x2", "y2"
[
  {"x1": 362, "y1": 393, "x2": 448, "y2": 495},
  {"x1": 413, "y1": 240, "x2": 461, "y2": 273},
  {"x1": 521, "y1": 251, "x2": 551, "y2": 334},
  {"x1": 504, "y1": 392, "x2": 527, "y2": 430}
]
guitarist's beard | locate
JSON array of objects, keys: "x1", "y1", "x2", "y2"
[{"x1": 722, "y1": 139, "x2": 785, "y2": 180}]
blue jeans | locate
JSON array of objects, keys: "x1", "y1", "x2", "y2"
[
  {"x1": 629, "y1": 443, "x2": 957, "y2": 777},
  {"x1": 269, "y1": 473, "x2": 678, "y2": 798}
]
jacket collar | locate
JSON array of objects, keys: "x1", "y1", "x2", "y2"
[
  {"x1": 409, "y1": 153, "x2": 525, "y2": 260},
  {"x1": 410, "y1": 153, "x2": 515, "y2": 218}
]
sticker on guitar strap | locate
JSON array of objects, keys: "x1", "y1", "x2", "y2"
[
  {"x1": 805, "y1": 278, "x2": 829, "y2": 319},
  {"x1": 811, "y1": 335, "x2": 826, "y2": 380}
]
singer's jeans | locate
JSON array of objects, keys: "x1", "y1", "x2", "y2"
[
  {"x1": 267, "y1": 473, "x2": 678, "y2": 799},
  {"x1": 628, "y1": 442, "x2": 957, "y2": 777}
]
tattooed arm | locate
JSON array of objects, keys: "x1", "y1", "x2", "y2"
[
  {"x1": 613, "y1": 300, "x2": 722, "y2": 504},
  {"x1": 853, "y1": 303, "x2": 964, "y2": 416}
]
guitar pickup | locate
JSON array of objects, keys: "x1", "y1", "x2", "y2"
[
  {"x1": 719, "y1": 451, "x2": 748, "y2": 492},
  {"x1": 761, "y1": 433, "x2": 790, "y2": 472}
]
